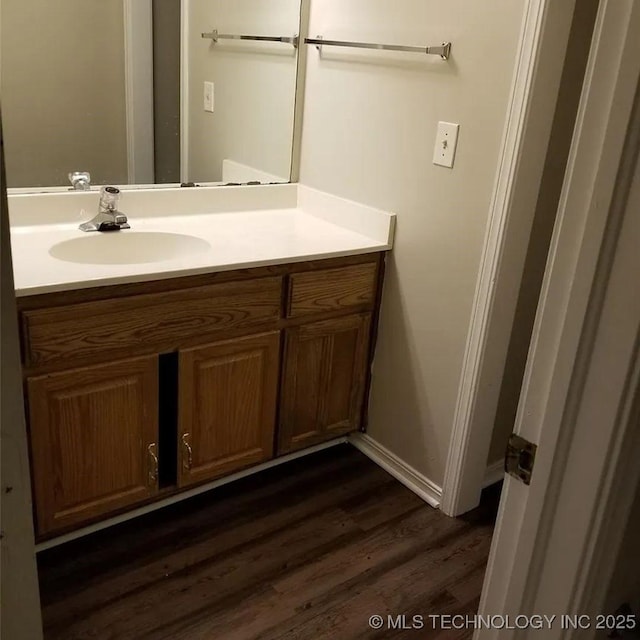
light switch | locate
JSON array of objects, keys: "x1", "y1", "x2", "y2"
[
  {"x1": 433, "y1": 121, "x2": 459, "y2": 168},
  {"x1": 204, "y1": 81, "x2": 215, "y2": 112}
]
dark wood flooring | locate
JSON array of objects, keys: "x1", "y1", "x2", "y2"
[{"x1": 37, "y1": 444, "x2": 501, "y2": 639}]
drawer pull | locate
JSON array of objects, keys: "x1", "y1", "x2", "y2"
[
  {"x1": 147, "y1": 442, "x2": 159, "y2": 486},
  {"x1": 182, "y1": 433, "x2": 193, "y2": 470}
]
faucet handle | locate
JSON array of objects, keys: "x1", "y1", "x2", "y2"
[{"x1": 68, "y1": 171, "x2": 91, "y2": 191}]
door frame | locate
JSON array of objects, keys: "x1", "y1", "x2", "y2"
[
  {"x1": 441, "y1": 0, "x2": 590, "y2": 516},
  {"x1": 478, "y1": 0, "x2": 640, "y2": 634},
  {"x1": 180, "y1": 0, "x2": 190, "y2": 183},
  {"x1": 123, "y1": 0, "x2": 155, "y2": 184}
]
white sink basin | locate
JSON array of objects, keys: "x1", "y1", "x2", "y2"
[{"x1": 49, "y1": 232, "x2": 211, "y2": 265}]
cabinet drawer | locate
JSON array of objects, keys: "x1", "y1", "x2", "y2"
[
  {"x1": 22, "y1": 277, "x2": 282, "y2": 368},
  {"x1": 286, "y1": 262, "x2": 378, "y2": 319}
]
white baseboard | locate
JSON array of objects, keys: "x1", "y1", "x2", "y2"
[
  {"x1": 483, "y1": 459, "x2": 505, "y2": 488},
  {"x1": 348, "y1": 433, "x2": 442, "y2": 508},
  {"x1": 38, "y1": 434, "x2": 505, "y2": 552},
  {"x1": 349, "y1": 433, "x2": 504, "y2": 508}
]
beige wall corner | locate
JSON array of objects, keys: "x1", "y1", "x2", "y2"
[
  {"x1": 187, "y1": 0, "x2": 299, "y2": 183},
  {"x1": 299, "y1": 0, "x2": 526, "y2": 485}
]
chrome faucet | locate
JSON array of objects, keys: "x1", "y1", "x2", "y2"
[
  {"x1": 79, "y1": 186, "x2": 130, "y2": 232},
  {"x1": 68, "y1": 171, "x2": 91, "y2": 191}
]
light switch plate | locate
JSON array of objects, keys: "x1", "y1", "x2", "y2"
[
  {"x1": 433, "y1": 121, "x2": 459, "y2": 168},
  {"x1": 204, "y1": 81, "x2": 215, "y2": 112}
]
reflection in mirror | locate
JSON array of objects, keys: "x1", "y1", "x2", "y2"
[{"x1": 0, "y1": 0, "x2": 303, "y2": 190}]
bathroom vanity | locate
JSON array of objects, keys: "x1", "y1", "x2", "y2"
[
  {"x1": 3, "y1": 0, "x2": 397, "y2": 548},
  {"x1": 10, "y1": 185, "x2": 394, "y2": 541}
]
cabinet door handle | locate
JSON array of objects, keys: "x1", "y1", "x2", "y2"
[
  {"x1": 147, "y1": 442, "x2": 159, "y2": 486},
  {"x1": 182, "y1": 433, "x2": 193, "y2": 471}
]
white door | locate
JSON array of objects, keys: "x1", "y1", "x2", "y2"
[{"x1": 478, "y1": 1, "x2": 640, "y2": 637}]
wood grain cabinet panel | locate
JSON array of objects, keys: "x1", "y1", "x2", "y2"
[
  {"x1": 27, "y1": 356, "x2": 159, "y2": 536},
  {"x1": 178, "y1": 331, "x2": 280, "y2": 488},
  {"x1": 20, "y1": 255, "x2": 385, "y2": 537},
  {"x1": 286, "y1": 262, "x2": 377, "y2": 318},
  {"x1": 279, "y1": 314, "x2": 372, "y2": 453},
  {"x1": 22, "y1": 276, "x2": 282, "y2": 368}
]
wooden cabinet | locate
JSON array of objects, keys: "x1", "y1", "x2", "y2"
[
  {"x1": 21, "y1": 276, "x2": 281, "y2": 369},
  {"x1": 27, "y1": 356, "x2": 159, "y2": 535},
  {"x1": 178, "y1": 332, "x2": 280, "y2": 488},
  {"x1": 19, "y1": 254, "x2": 384, "y2": 538},
  {"x1": 286, "y1": 262, "x2": 378, "y2": 318},
  {"x1": 279, "y1": 314, "x2": 372, "y2": 454}
]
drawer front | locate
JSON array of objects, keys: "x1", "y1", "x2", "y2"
[
  {"x1": 286, "y1": 262, "x2": 378, "y2": 319},
  {"x1": 22, "y1": 277, "x2": 282, "y2": 368}
]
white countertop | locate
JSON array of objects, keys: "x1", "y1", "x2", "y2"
[{"x1": 9, "y1": 184, "x2": 395, "y2": 297}]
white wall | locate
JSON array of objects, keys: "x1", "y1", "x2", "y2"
[
  {"x1": 0, "y1": 0, "x2": 128, "y2": 188},
  {"x1": 187, "y1": 0, "x2": 300, "y2": 183},
  {"x1": 299, "y1": 0, "x2": 526, "y2": 485}
]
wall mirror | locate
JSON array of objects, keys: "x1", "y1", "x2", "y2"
[{"x1": 0, "y1": 0, "x2": 305, "y2": 191}]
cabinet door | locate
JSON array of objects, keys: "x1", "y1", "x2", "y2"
[
  {"x1": 178, "y1": 331, "x2": 280, "y2": 488},
  {"x1": 279, "y1": 313, "x2": 371, "y2": 454},
  {"x1": 27, "y1": 356, "x2": 159, "y2": 536}
]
